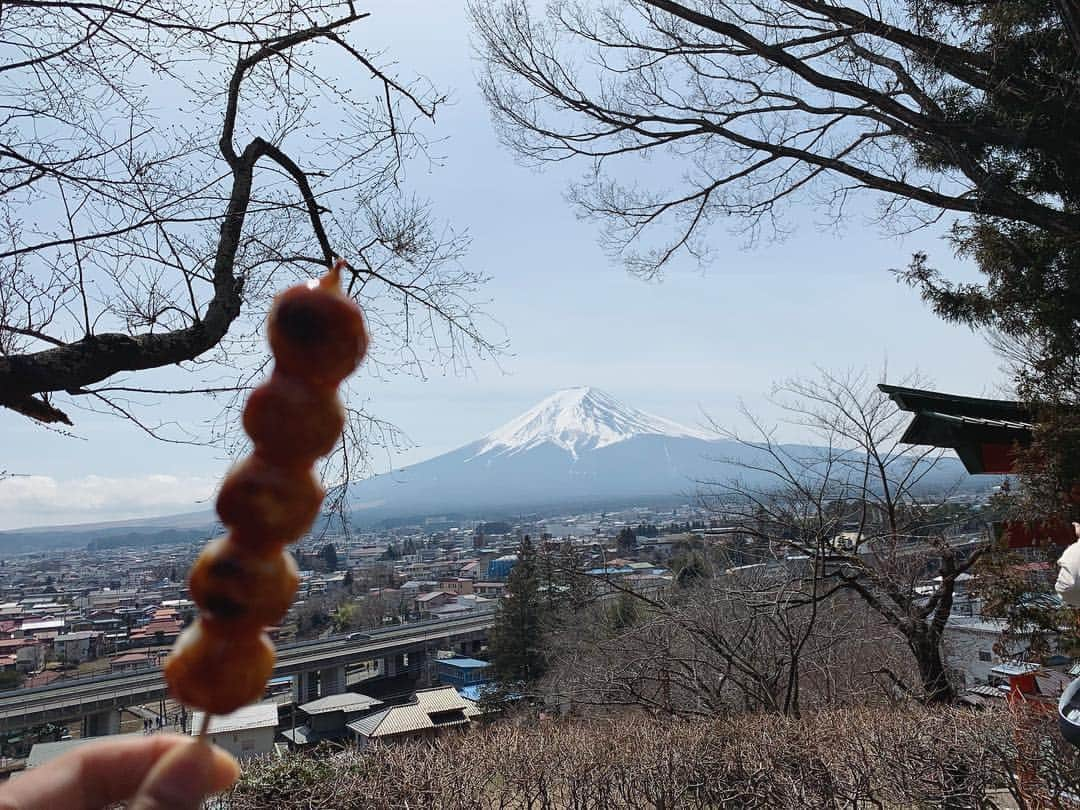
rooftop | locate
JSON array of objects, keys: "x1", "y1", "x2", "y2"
[
  {"x1": 299, "y1": 692, "x2": 383, "y2": 715},
  {"x1": 991, "y1": 662, "x2": 1041, "y2": 678},
  {"x1": 878, "y1": 384, "x2": 1033, "y2": 474},
  {"x1": 54, "y1": 631, "x2": 102, "y2": 642},
  {"x1": 192, "y1": 701, "x2": 279, "y2": 736},
  {"x1": 437, "y1": 657, "x2": 490, "y2": 670},
  {"x1": 348, "y1": 686, "x2": 479, "y2": 739},
  {"x1": 28, "y1": 734, "x2": 143, "y2": 768}
]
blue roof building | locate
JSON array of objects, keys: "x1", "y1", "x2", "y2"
[{"x1": 437, "y1": 657, "x2": 491, "y2": 689}]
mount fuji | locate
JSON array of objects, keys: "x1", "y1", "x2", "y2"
[
  {"x1": 0, "y1": 387, "x2": 984, "y2": 547},
  {"x1": 344, "y1": 386, "x2": 976, "y2": 523},
  {"x1": 469, "y1": 387, "x2": 714, "y2": 460},
  {"x1": 345, "y1": 386, "x2": 726, "y2": 520}
]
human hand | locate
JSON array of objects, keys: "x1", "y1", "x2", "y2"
[{"x1": 0, "y1": 733, "x2": 239, "y2": 810}]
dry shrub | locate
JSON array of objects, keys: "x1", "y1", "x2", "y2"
[{"x1": 225, "y1": 706, "x2": 1079, "y2": 809}]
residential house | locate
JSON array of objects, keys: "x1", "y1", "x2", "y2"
[
  {"x1": 473, "y1": 582, "x2": 507, "y2": 599},
  {"x1": 0, "y1": 604, "x2": 23, "y2": 622},
  {"x1": 129, "y1": 608, "x2": 182, "y2": 647},
  {"x1": 413, "y1": 591, "x2": 453, "y2": 617},
  {"x1": 0, "y1": 638, "x2": 43, "y2": 673},
  {"x1": 20, "y1": 618, "x2": 66, "y2": 638},
  {"x1": 943, "y1": 616, "x2": 1027, "y2": 687},
  {"x1": 400, "y1": 576, "x2": 440, "y2": 594},
  {"x1": 70, "y1": 611, "x2": 123, "y2": 634},
  {"x1": 53, "y1": 631, "x2": 103, "y2": 664},
  {"x1": 280, "y1": 692, "x2": 383, "y2": 747},
  {"x1": 88, "y1": 589, "x2": 137, "y2": 612},
  {"x1": 427, "y1": 594, "x2": 492, "y2": 620},
  {"x1": 191, "y1": 702, "x2": 279, "y2": 760},
  {"x1": 439, "y1": 578, "x2": 474, "y2": 596},
  {"x1": 109, "y1": 650, "x2": 162, "y2": 672},
  {"x1": 347, "y1": 686, "x2": 479, "y2": 748}
]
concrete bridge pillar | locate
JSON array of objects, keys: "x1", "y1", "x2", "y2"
[
  {"x1": 383, "y1": 653, "x2": 405, "y2": 678},
  {"x1": 81, "y1": 709, "x2": 120, "y2": 737},
  {"x1": 409, "y1": 650, "x2": 431, "y2": 685},
  {"x1": 293, "y1": 671, "x2": 318, "y2": 704},
  {"x1": 318, "y1": 665, "x2": 345, "y2": 697}
]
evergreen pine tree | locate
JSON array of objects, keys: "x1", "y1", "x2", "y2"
[{"x1": 487, "y1": 535, "x2": 546, "y2": 687}]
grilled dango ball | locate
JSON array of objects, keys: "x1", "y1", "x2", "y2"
[
  {"x1": 215, "y1": 454, "x2": 323, "y2": 547},
  {"x1": 268, "y1": 262, "x2": 368, "y2": 388},
  {"x1": 188, "y1": 535, "x2": 299, "y2": 630},
  {"x1": 164, "y1": 619, "x2": 275, "y2": 715},
  {"x1": 167, "y1": 260, "x2": 365, "y2": 719},
  {"x1": 243, "y1": 372, "x2": 345, "y2": 465}
]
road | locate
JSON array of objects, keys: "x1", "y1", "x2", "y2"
[{"x1": 0, "y1": 612, "x2": 495, "y2": 732}]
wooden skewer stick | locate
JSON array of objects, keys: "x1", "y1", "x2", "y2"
[{"x1": 196, "y1": 711, "x2": 212, "y2": 739}]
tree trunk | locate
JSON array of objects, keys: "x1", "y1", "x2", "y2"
[{"x1": 909, "y1": 629, "x2": 956, "y2": 704}]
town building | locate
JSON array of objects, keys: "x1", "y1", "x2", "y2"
[
  {"x1": 439, "y1": 578, "x2": 474, "y2": 596},
  {"x1": 347, "y1": 686, "x2": 480, "y2": 747},
  {"x1": 280, "y1": 692, "x2": 383, "y2": 746},
  {"x1": 191, "y1": 701, "x2": 279, "y2": 760},
  {"x1": 53, "y1": 631, "x2": 103, "y2": 664},
  {"x1": 436, "y1": 657, "x2": 490, "y2": 690}
]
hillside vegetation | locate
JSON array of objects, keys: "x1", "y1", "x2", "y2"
[{"x1": 224, "y1": 707, "x2": 1076, "y2": 809}]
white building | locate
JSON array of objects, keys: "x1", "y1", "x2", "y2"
[
  {"x1": 191, "y1": 701, "x2": 279, "y2": 760},
  {"x1": 943, "y1": 616, "x2": 1026, "y2": 687}
]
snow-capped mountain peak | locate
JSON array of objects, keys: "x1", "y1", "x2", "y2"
[{"x1": 472, "y1": 386, "x2": 712, "y2": 459}]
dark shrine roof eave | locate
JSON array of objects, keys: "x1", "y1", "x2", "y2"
[
  {"x1": 878, "y1": 384, "x2": 1032, "y2": 424},
  {"x1": 878, "y1": 384, "x2": 1033, "y2": 475}
]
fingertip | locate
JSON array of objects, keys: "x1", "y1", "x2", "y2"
[
  {"x1": 129, "y1": 737, "x2": 239, "y2": 810},
  {"x1": 208, "y1": 745, "x2": 241, "y2": 793}
]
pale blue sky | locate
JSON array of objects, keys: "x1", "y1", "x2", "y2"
[{"x1": 0, "y1": 1, "x2": 1003, "y2": 529}]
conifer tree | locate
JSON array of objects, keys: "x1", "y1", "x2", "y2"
[{"x1": 487, "y1": 535, "x2": 546, "y2": 686}]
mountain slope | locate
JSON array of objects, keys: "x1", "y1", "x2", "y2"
[
  {"x1": 345, "y1": 387, "x2": 979, "y2": 522},
  {"x1": 0, "y1": 387, "x2": 987, "y2": 547}
]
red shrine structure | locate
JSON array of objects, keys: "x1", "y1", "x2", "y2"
[
  {"x1": 880, "y1": 384, "x2": 1075, "y2": 547},
  {"x1": 879, "y1": 384, "x2": 1033, "y2": 475}
]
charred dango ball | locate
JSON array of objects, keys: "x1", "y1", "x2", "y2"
[
  {"x1": 242, "y1": 372, "x2": 345, "y2": 464},
  {"x1": 214, "y1": 454, "x2": 323, "y2": 546},
  {"x1": 188, "y1": 536, "x2": 299, "y2": 630}
]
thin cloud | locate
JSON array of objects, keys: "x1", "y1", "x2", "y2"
[{"x1": 0, "y1": 474, "x2": 217, "y2": 530}]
